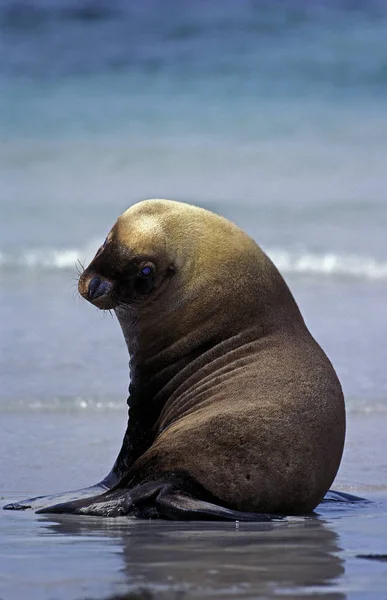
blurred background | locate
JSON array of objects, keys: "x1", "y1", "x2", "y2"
[{"x1": 1, "y1": 0, "x2": 386, "y2": 412}]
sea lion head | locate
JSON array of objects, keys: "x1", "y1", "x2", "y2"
[
  {"x1": 78, "y1": 199, "x2": 301, "y2": 360},
  {"x1": 78, "y1": 200, "x2": 180, "y2": 311}
]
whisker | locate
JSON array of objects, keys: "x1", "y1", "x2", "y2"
[{"x1": 75, "y1": 259, "x2": 85, "y2": 277}]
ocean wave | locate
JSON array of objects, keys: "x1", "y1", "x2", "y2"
[
  {"x1": 1, "y1": 245, "x2": 387, "y2": 282},
  {"x1": 0, "y1": 396, "x2": 124, "y2": 413},
  {"x1": 0, "y1": 396, "x2": 385, "y2": 414},
  {"x1": 0, "y1": 242, "x2": 99, "y2": 272},
  {"x1": 267, "y1": 249, "x2": 387, "y2": 281}
]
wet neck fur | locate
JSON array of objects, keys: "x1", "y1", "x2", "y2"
[{"x1": 114, "y1": 257, "x2": 303, "y2": 412}]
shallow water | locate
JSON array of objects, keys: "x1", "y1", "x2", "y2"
[
  {"x1": 2, "y1": 412, "x2": 387, "y2": 600},
  {"x1": 2, "y1": 504, "x2": 387, "y2": 600}
]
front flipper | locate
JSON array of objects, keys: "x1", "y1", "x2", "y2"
[
  {"x1": 36, "y1": 481, "x2": 162, "y2": 517},
  {"x1": 37, "y1": 478, "x2": 283, "y2": 522},
  {"x1": 324, "y1": 489, "x2": 368, "y2": 503},
  {"x1": 5, "y1": 399, "x2": 156, "y2": 513},
  {"x1": 3, "y1": 469, "x2": 119, "y2": 511},
  {"x1": 3, "y1": 482, "x2": 112, "y2": 512}
]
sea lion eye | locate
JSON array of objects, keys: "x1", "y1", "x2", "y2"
[
  {"x1": 140, "y1": 265, "x2": 152, "y2": 277},
  {"x1": 135, "y1": 263, "x2": 155, "y2": 293}
]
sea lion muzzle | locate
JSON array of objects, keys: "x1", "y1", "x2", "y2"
[
  {"x1": 78, "y1": 272, "x2": 117, "y2": 310},
  {"x1": 87, "y1": 276, "x2": 112, "y2": 301}
]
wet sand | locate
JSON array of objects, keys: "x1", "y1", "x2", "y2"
[{"x1": 1, "y1": 411, "x2": 387, "y2": 599}]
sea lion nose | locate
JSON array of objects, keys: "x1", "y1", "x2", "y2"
[{"x1": 88, "y1": 276, "x2": 112, "y2": 301}]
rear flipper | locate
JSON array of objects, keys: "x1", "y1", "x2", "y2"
[
  {"x1": 323, "y1": 489, "x2": 368, "y2": 503},
  {"x1": 152, "y1": 487, "x2": 280, "y2": 522},
  {"x1": 37, "y1": 478, "x2": 282, "y2": 522}
]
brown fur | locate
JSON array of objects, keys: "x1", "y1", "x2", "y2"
[{"x1": 78, "y1": 199, "x2": 345, "y2": 514}]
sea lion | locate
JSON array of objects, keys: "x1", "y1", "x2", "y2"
[{"x1": 5, "y1": 199, "x2": 356, "y2": 519}]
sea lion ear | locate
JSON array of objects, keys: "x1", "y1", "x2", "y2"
[{"x1": 94, "y1": 236, "x2": 109, "y2": 259}]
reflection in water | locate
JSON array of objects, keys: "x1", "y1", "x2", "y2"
[{"x1": 40, "y1": 515, "x2": 345, "y2": 599}]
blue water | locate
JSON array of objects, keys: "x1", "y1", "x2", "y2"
[{"x1": 1, "y1": 1, "x2": 387, "y2": 406}]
